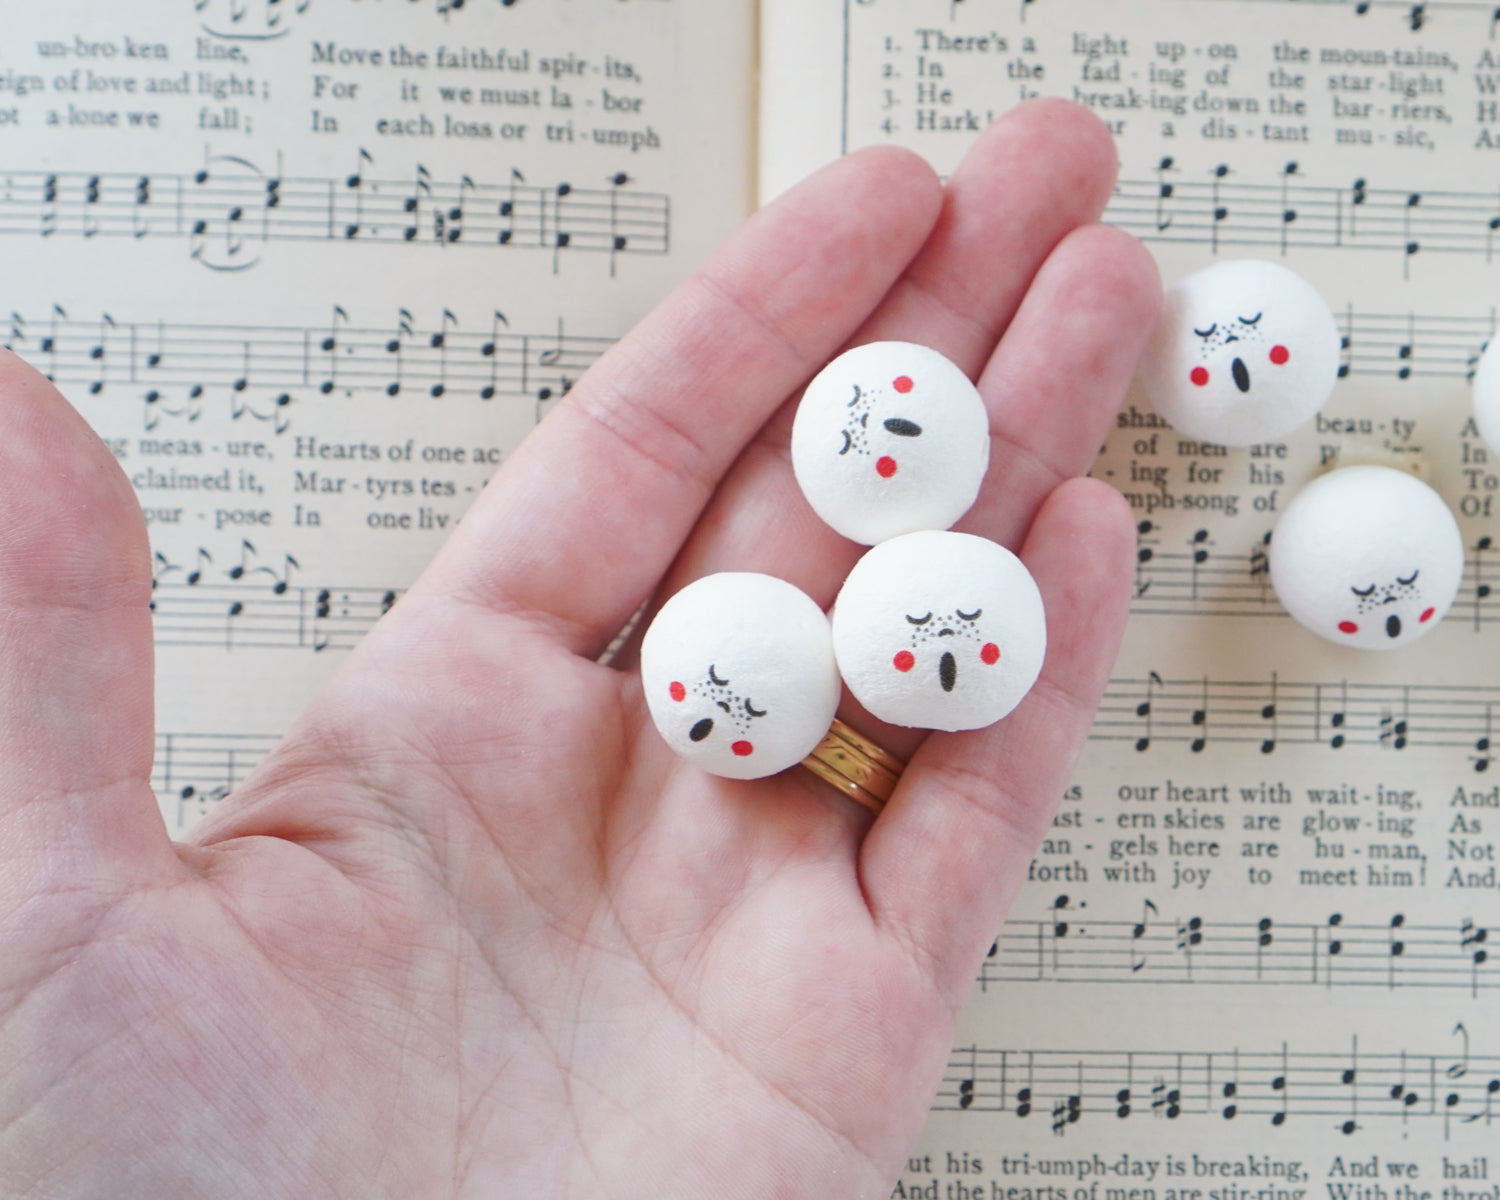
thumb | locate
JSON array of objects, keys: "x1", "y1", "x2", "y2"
[{"x1": 0, "y1": 351, "x2": 173, "y2": 896}]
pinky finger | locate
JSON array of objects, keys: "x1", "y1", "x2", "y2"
[{"x1": 856, "y1": 477, "x2": 1135, "y2": 1006}]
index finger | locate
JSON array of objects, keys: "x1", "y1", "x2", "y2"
[{"x1": 409, "y1": 147, "x2": 944, "y2": 655}]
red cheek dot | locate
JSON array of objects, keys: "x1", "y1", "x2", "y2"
[
  {"x1": 981, "y1": 642, "x2": 1000, "y2": 665},
  {"x1": 732, "y1": 741, "x2": 754, "y2": 757},
  {"x1": 1420, "y1": 607, "x2": 1436, "y2": 624},
  {"x1": 876, "y1": 456, "x2": 898, "y2": 478},
  {"x1": 894, "y1": 650, "x2": 916, "y2": 673},
  {"x1": 893, "y1": 375, "x2": 914, "y2": 394},
  {"x1": 669, "y1": 681, "x2": 686, "y2": 702},
  {"x1": 1190, "y1": 366, "x2": 1210, "y2": 387},
  {"x1": 1338, "y1": 621, "x2": 1359, "y2": 635},
  {"x1": 1270, "y1": 345, "x2": 1290, "y2": 366}
]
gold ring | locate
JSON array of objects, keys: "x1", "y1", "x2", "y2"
[{"x1": 800, "y1": 718, "x2": 904, "y2": 814}]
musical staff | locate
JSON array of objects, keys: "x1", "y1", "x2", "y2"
[
  {"x1": 154, "y1": 730, "x2": 281, "y2": 824},
  {"x1": 4, "y1": 306, "x2": 613, "y2": 431},
  {"x1": 934, "y1": 1035, "x2": 1500, "y2": 1135},
  {"x1": 150, "y1": 555, "x2": 400, "y2": 653},
  {"x1": 0, "y1": 158, "x2": 669, "y2": 270},
  {"x1": 1109, "y1": 168, "x2": 1500, "y2": 268},
  {"x1": 1119, "y1": 526, "x2": 1500, "y2": 627},
  {"x1": 1097, "y1": 672, "x2": 1500, "y2": 766},
  {"x1": 1189, "y1": 0, "x2": 1499, "y2": 30},
  {"x1": 981, "y1": 907, "x2": 1495, "y2": 994}
]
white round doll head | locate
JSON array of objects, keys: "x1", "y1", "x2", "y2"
[
  {"x1": 791, "y1": 341, "x2": 990, "y2": 545},
  {"x1": 641, "y1": 572, "x2": 841, "y2": 780},
  {"x1": 1269, "y1": 465, "x2": 1463, "y2": 651},
  {"x1": 1472, "y1": 336, "x2": 1500, "y2": 455},
  {"x1": 831, "y1": 530, "x2": 1045, "y2": 731},
  {"x1": 1140, "y1": 259, "x2": 1340, "y2": 446}
]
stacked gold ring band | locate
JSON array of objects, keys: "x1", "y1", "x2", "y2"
[{"x1": 800, "y1": 718, "x2": 905, "y2": 814}]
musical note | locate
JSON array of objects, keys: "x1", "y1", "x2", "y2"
[
  {"x1": 958, "y1": 1045, "x2": 978, "y2": 1110},
  {"x1": 342, "y1": 148, "x2": 372, "y2": 240},
  {"x1": 1271, "y1": 1044, "x2": 1289, "y2": 1127},
  {"x1": 385, "y1": 309, "x2": 414, "y2": 396},
  {"x1": 1210, "y1": 163, "x2": 1230, "y2": 253},
  {"x1": 551, "y1": 180, "x2": 574, "y2": 271},
  {"x1": 1190, "y1": 678, "x2": 1209, "y2": 754},
  {"x1": 1257, "y1": 917, "x2": 1274, "y2": 980},
  {"x1": 1379, "y1": 689, "x2": 1410, "y2": 750},
  {"x1": 479, "y1": 309, "x2": 509, "y2": 400},
  {"x1": 1135, "y1": 672, "x2": 1162, "y2": 752},
  {"x1": 1154, "y1": 156, "x2": 1176, "y2": 233},
  {"x1": 1134, "y1": 520, "x2": 1158, "y2": 599},
  {"x1": 1131, "y1": 899, "x2": 1158, "y2": 973},
  {"x1": 1388, "y1": 914, "x2": 1406, "y2": 988},
  {"x1": 1396, "y1": 311, "x2": 1417, "y2": 379},
  {"x1": 1403, "y1": 191, "x2": 1422, "y2": 278},
  {"x1": 1411, "y1": 1, "x2": 1428, "y2": 30},
  {"x1": 1260, "y1": 675, "x2": 1279, "y2": 754},
  {"x1": 1472, "y1": 536, "x2": 1495, "y2": 632},
  {"x1": 1279, "y1": 162, "x2": 1299, "y2": 255},
  {"x1": 430, "y1": 310, "x2": 458, "y2": 397},
  {"x1": 607, "y1": 170, "x2": 631, "y2": 275},
  {"x1": 1187, "y1": 529, "x2": 1211, "y2": 600},
  {"x1": 1475, "y1": 702, "x2": 1493, "y2": 773},
  {"x1": 1341, "y1": 1038, "x2": 1360, "y2": 1135}
]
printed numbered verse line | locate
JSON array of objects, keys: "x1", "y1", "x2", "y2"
[
  {"x1": 5, "y1": 307, "x2": 614, "y2": 433},
  {"x1": 936, "y1": 1034, "x2": 1500, "y2": 1136},
  {"x1": 979, "y1": 900, "x2": 1492, "y2": 994}
]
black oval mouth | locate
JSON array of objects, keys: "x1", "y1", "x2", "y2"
[
  {"x1": 1386, "y1": 614, "x2": 1402, "y2": 639},
  {"x1": 884, "y1": 418, "x2": 923, "y2": 438},
  {"x1": 940, "y1": 651, "x2": 957, "y2": 693},
  {"x1": 690, "y1": 718, "x2": 714, "y2": 742},
  {"x1": 1232, "y1": 357, "x2": 1251, "y2": 393}
]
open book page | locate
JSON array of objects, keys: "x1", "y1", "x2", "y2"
[
  {"x1": 763, "y1": 0, "x2": 1500, "y2": 1185},
  {"x1": 0, "y1": 0, "x2": 755, "y2": 835}
]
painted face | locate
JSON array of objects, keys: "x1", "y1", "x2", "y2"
[
  {"x1": 832, "y1": 530, "x2": 1045, "y2": 731},
  {"x1": 791, "y1": 342, "x2": 990, "y2": 545},
  {"x1": 641, "y1": 572, "x2": 841, "y2": 779},
  {"x1": 1141, "y1": 259, "x2": 1339, "y2": 446},
  {"x1": 1269, "y1": 466, "x2": 1463, "y2": 651}
]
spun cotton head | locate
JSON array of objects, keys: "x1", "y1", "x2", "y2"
[
  {"x1": 791, "y1": 341, "x2": 990, "y2": 545},
  {"x1": 1269, "y1": 465, "x2": 1463, "y2": 651},
  {"x1": 1140, "y1": 259, "x2": 1340, "y2": 447},
  {"x1": 831, "y1": 530, "x2": 1045, "y2": 731},
  {"x1": 641, "y1": 572, "x2": 841, "y2": 780}
]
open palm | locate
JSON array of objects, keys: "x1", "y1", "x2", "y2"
[{"x1": 0, "y1": 101, "x2": 1158, "y2": 1199}]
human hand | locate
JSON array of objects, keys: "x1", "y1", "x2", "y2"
[{"x1": 0, "y1": 100, "x2": 1158, "y2": 1198}]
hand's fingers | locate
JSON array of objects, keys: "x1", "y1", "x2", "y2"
[
  {"x1": 857, "y1": 478, "x2": 1135, "y2": 1005},
  {"x1": 408, "y1": 146, "x2": 943, "y2": 656},
  {"x1": 0, "y1": 352, "x2": 171, "y2": 890},
  {"x1": 961, "y1": 223, "x2": 1161, "y2": 549},
  {"x1": 643, "y1": 100, "x2": 1128, "y2": 604}
]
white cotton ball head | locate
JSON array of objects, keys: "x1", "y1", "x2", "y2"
[
  {"x1": 641, "y1": 572, "x2": 842, "y2": 780},
  {"x1": 1269, "y1": 466, "x2": 1463, "y2": 652},
  {"x1": 1472, "y1": 336, "x2": 1500, "y2": 456},
  {"x1": 1140, "y1": 259, "x2": 1340, "y2": 447},
  {"x1": 831, "y1": 531, "x2": 1046, "y2": 732},
  {"x1": 791, "y1": 341, "x2": 990, "y2": 545}
]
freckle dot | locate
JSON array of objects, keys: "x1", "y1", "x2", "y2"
[{"x1": 1190, "y1": 366, "x2": 1210, "y2": 386}]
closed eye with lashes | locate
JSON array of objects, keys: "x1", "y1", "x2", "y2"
[
  {"x1": 1238, "y1": 313, "x2": 1263, "y2": 326},
  {"x1": 956, "y1": 608, "x2": 982, "y2": 621},
  {"x1": 906, "y1": 613, "x2": 932, "y2": 625},
  {"x1": 1194, "y1": 323, "x2": 1218, "y2": 339},
  {"x1": 1351, "y1": 584, "x2": 1376, "y2": 598}
]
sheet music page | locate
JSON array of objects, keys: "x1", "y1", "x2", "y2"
[
  {"x1": 0, "y1": 0, "x2": 754, "y2": 833},
  {"x1": 764, "y1": 0, "x2": 1500, "y2": 1185}
]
